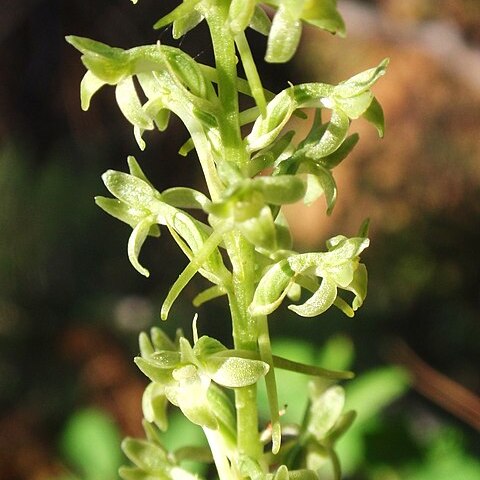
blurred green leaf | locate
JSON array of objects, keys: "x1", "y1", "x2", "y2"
[
  {"x1": 316, "y1": 335, "x2": 354, "y2": 372},
  {"x1": 60, "y1": 408, "x2": 123, "y2": 480},
  {"x1": 344, "y1": 366, "x2": 410, "y2": 422},
  {"x1": 158, "y1": 411, "x2": 208, "y2": 475}
]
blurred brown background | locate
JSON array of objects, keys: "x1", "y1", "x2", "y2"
[{"x1": 0, "y1": 1, "x2": 479, "y2": 479}]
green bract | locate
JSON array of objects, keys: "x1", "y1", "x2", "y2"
[{"x1": 69, "y1": 1, "x2": 388, "y2": 479}]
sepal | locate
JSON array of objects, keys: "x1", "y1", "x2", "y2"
[
  {"x1": 229, "y1": 0, "x2": 256, "y2": 35},
  {"x1": 362, "y1": 97, "x2": 385, "y2": 137},
  {"x1": 334, "y1": 59, "x2": 389, "y2": 98},
  {"x1": 205, "y1": 355, "x2": 269, "y2": 388},
  {"x1": 154, "y1": 0, "x2": 203, "y2": 31},
  {"x1": 80, "y1": 70, "x2": 106, "y2": 110},
  {"x1": 250, "y1": 5, "x2": 272, "y2": 35},
  {"x1": 246, "y1": 89, "x2": 296, "y2": 152},
  {"x1": 172, "y1": 7, "x2": 203, "y2": 39},
  {"x1": 142, "y1": 382, "x2": 169, "y2": 431},
  {"x1": 265, "y1": 4, "x2": 302, "y2": 63},
  {"x1": 265, "y1": 0, "x2": 345, "y2": 63},
  {"x1": 66, "y1": 36, "x2": 129, "y2": 84}
]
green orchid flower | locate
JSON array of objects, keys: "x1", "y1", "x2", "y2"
[
  {"x1": 135, "y1": 328, "x2": 268, "y2": 434},
  {"x1": 250, "y1": 233, "x2": 369, "y2": 318}
]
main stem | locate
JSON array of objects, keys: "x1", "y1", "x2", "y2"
[
  {"x1": 227, "y1": 235, "x2": 262, "y2": 462},
  {"x1": 205, "y1": 1, "x2": 263, "y2": 465}
]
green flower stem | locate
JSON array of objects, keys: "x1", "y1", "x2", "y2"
[
  {"x1": 226, "y1": 233, "x2": 263, "y2": 463},
  {"x1": 234, "y1": 31, "x2": 267, "y2": 116},
  {"x1": 204, "y1": 1, "x2": 247, "y2": 171},
  {"x1": 204, "y1": 2, "x2": 265, "y2": 463}
]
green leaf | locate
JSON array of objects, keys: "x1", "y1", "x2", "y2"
[
  {"x1": 316, "y1": 335, "x2": 354, "y2": 372},
  {"x1": 344, "y1": 366, "x2": 410, "y2": 422},
  {"x1": 205, "y1": 355, "x2": 269, "y2": 388},
  {"x1": 60, "y1": 408, "x2": 122, "y2": 480}
]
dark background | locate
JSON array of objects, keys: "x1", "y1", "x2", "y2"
[{"x1": 1, "y1": 1, "x2": 479, "y2": 479}]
